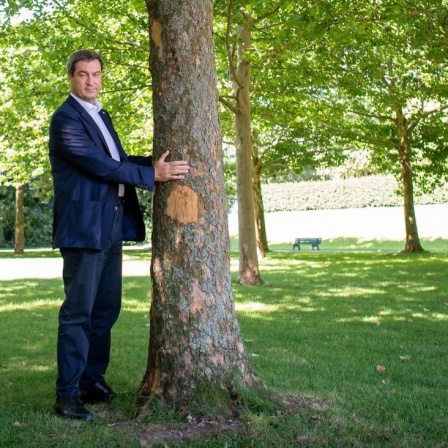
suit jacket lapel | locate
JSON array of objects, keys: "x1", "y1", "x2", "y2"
[
  {"x1": 99, "y1": 109, "x2": 128, "y2": 160},
  {"x1": 66, "y1": 95, "x2": 113, "y2": 157},
  {"x1": 98, "y1": 109, "x2": 128, "y2": 162}
]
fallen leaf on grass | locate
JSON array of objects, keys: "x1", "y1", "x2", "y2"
[
  {"x1": 13, "y1": 421, "x2": 22, "y2": 427},
  {"x1": 376, "y1": 365, "x2": 386, "y2": 373}
]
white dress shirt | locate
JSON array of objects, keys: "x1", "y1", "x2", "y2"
[{"x1": 71, "y1": 93, "x2": 125, "y2": 197}]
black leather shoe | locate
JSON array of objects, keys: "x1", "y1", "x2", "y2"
[
  {"x1": 80, "y1": 381, "x2": 117, "y2": 404},
  {"x1": 54, "y1": 396, "x2": 93, "y2": 420}
]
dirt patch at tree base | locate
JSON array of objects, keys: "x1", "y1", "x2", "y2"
[
  {"x1": 95, "y1": 393, "x2": 323, "y2": 447},
  {"x1": 136, "y1": 417, "x2": 244, "y2": 447},
  {"x1": 101, "y1": 415, "x2": 244, "y2": 447}
]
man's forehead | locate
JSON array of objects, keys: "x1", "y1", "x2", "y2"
[{"x1": 75, "y1": 60, "x2": 102, "y2": 72}]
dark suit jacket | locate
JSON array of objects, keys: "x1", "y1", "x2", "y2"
[{"x1": 49, "y1": 95, "x2": 155, "y2": 250}]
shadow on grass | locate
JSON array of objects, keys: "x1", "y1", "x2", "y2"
[
  {"x1": 267, "y1": 237, "x2": 448, "y2": 252},
  {"x1": 1, "y1": 252, "x2": 447, "y2": 446}
]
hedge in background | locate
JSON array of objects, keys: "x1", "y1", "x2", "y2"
[{"x1": 262, "y1": 175, "x2": 448, "y2": 213}]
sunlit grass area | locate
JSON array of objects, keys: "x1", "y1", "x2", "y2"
[
  {"x1": 1, "y1": 251, "x2": 447, "y2": 447},
  {"x1": 1, "y1": 235, "x2": 447, "y2": 260},
  {"x1": 230, "y1": 237, "x2": 448, "y2": 253}
]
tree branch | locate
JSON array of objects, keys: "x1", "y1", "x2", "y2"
[
  {"x1": 219, "y1": 95, "x2": 237, "y2": 113},
  {"x1": 253, "y1": 1, "x2": 286, "y2": 24},
  {"x1": 346, "y1": 108, "x2": 394, "y2": 122},
  {"x1": 225, "y1": 0, "x2": 242, "y2": 89},
  {"x1": 408, "y1": 103, "x2": 448, "y2": 133},
  {"x1": 51, "y1": 0, "x2": 150, "y2": 52},
  {"x1": 318, "y1": 121, "x2": 399, "y2": 149}
]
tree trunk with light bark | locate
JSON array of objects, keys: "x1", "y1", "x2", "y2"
[
  {"x1": 234, "y1": 21, "x2": 263, "y2": 284},
  {"x1": 138, "y1": 0, "x2": 259, "y2": 413},
  {"x1": 14, "y1": 184, "x2": 25, "y2": 255},
  {"x1": 395, "y1": 108, "x2": 424, "y2": 253},
  {"x1": 253, "y1": 149, "x2": 269, "y2": 257}
]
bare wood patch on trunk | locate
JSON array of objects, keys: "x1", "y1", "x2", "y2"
[{"x1": 166, "y1": 184, "x2": 198, "y2": 224}]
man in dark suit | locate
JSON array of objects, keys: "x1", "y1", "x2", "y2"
[{"x1": 49, "y1": 49, "x2": 189, "y2": 420}]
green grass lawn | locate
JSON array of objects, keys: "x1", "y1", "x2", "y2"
[
  {"x1": 0, "y1": 250, "x2": 447, "y2": 447},
  {"x1": 232, "y1": 237, "x2": 448, "y2": 253}
]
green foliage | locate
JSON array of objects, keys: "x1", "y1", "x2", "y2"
[
  {"x1": 3, "y1": 0, "x2": 448, "y2": 249},
  {"x1": 0, "y1": 0, "x2": 155, "y2": 249},
  {"x1": 0, "y1": 183, "x2": 52, "y2": 248},
  {"x1": 214, "y1": 0, "x2": 342, "y2": 179},
  {"x1": 1, "y1": 0, "x2": 153, "y2": 160},
  {"x1": 291, "y1": 0, "x2": 448, "y2": 189}
]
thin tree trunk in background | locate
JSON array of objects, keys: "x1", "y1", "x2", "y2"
[
  {"x1": 138, "y1": 0, "x2": 259, "y2": 413},
  {"x1": 253, "y1": 148, "x2": 269, "y2": 257},
  {"x1": 14, "y1": 184, "x2": 25, "y2": 254},
  {"x1": 395, "y1": 108, "x2": 424, "y2": 253},
  {"x1": 234, "y1": 21, "x2": 263, "y2": 284}
]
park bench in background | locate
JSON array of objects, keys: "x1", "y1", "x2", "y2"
[{"x1": 292, "y1": 238, "x2": 322, "y2": 250}]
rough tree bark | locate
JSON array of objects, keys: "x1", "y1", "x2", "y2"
[
  {"x1": 395, "y1": 108, "x2": 424, "y2": 253},
  {"x1": 138, "y1": 0, "x2": 259, "y2": 413}
]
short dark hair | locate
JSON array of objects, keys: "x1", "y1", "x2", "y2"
[{"x1": 67, "y1": 50, "x2": 103, "y2": 75}]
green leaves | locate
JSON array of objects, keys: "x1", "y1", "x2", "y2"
[
  {"x1": 0, "y1": 0, "x2": 154, "y2": 193},
  {"x1": 2, "y1": 0, "x2": 448, "y2": 191}
]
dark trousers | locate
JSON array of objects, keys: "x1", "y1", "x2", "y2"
[{"x1": 56, "y1": 202, "x2": 123, "y2": 398}]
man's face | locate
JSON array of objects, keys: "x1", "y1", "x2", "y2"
[{"x1": 68, "y1": 59, "x2": 102, "y2": 104}]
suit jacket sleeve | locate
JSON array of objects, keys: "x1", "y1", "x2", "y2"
[{"x1": 49, "y1": 103, "x2": 155, "y2": 190}]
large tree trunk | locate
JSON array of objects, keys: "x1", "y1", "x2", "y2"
[
  {"x1": 234, "y1": 20, "x2": 263, "y2": 284},
  {"x1": 14, "y1": 184, "x2": 25, "y2": 255},
  {"x1": 138, "y1": 0, "x2": 259, "y2": 413},
  {"x1": 395, "y1": 108, "x2": 424, "y2": 253}
]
